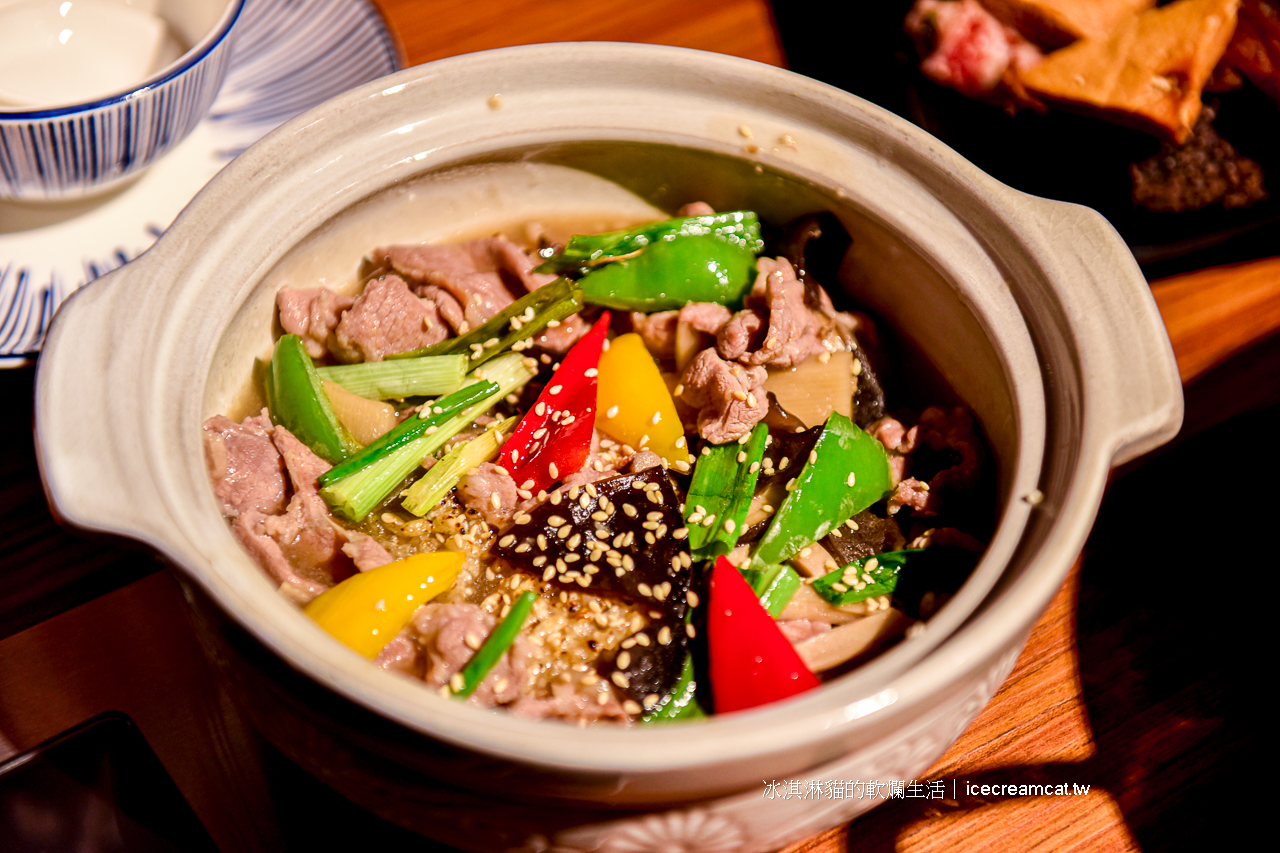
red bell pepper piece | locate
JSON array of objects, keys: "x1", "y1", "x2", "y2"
[
  {"x1": 707, "y1": 555, "x2": 821, "y2": 713},
  {"x1": 498, "y1": 313, "x2": 610, "y2": 494}
]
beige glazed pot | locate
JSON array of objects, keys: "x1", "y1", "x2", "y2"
[{"x1": 35, "y1": 44, "x2": 1182, "y2": 852}]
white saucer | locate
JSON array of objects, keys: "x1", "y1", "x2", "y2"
[{"x1": 0, "y1": 0, "x2": 399, "y2": 365}]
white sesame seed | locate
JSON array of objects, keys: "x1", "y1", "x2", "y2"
[
  {"x1": 809, "y1": 450, "x2": 818, "y2": 465},
  {"x1": 548, "y1": 462, "x2": 559, "y2": 478},
  {"x1": 611, "y1": 672, "x2": 630, "y2": 689},
  {"x1": 584, "y1": 368, "x2": 598, "y2": 378},
  {"x1": 549, "y1": 384, "x2": 563, "y2": 395},
  {"x1": 724, "y1": 519, "x2": 736, "y2": 534},
  {"x1": 847, "y1": 472, "x2": 857, "y2": 487},
  {"x1": 617, "y1": 651, "x2": 632, "y2": 670}
]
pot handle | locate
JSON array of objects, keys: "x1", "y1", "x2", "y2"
[
  {"x1": 35, "y1": 263, "x2": 184, "y2": 557},
  {"x1": 1020, "y1": 196, "x2": 1183, "y2": 466}
]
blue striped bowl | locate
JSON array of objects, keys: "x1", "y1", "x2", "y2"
[{"x1": 0, "y1": 0, "x2": 245, "y2": 201}]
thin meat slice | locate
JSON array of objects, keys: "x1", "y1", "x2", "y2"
[
  {"x1": 630, "y1": 310, "x2": 679, "y2": 361},
  {"x1": 677, "y1": 348, "x2": 769, "y2": 444},
  {"x1": 456, "y1": 462, "x2": 520, "y2": 529},
  {"x1": 410, "y1": 602, "x2": 533, "y2": 706},
  {"x1": 332, "y1": 274, "x2": 449, "y2": 363},
  {"x1": 718, "y1": 258, "x2": 831, "y2": 369},
  {"x1": 203, "y1": 411, "x2": 287, "y2": 518},
  {"x1": 276, "y1": 287, "x2": 353, "y2": 358},
  {"x1": 374, "y1": 237, "x2": 557, "y2": 329}
]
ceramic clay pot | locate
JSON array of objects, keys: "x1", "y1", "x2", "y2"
[{"x1": 35, "y1": 44, "x2": 1181, "y2": 853}]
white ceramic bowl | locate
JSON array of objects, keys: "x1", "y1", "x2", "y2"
[
  {"x1": 0, "y1": 0, "x2": 243, "y2": 200},
  {"x1": 35, "y1": 44, "x2": 1181, "y2": 852}
]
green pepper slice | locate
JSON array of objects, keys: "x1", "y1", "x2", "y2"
[
  {"x1": 265, "y1": 334, "x2": 359, "y2": 464},
  {"x1": 684, "y1": 423, "x2": 768, "y2": 560},
  {"x1": 577, "y1": 234, "x2": 759, "y2": 312},
  {"x1": 536, "y1": 211, "x2": 764, "y2": 274},
  {"x1": 750, "y1": 412, "x2": 892, "y2": 569}
]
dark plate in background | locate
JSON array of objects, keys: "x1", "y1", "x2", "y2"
[{"x1": 772, "y1": 0, "x2": 1280, "y2": 279}]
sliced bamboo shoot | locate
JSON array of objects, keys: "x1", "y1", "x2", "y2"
[
  {"x1": 779, "y1": 581, "x2": 865, "y2": 624},
  {"x1": 794, "y1": 607, "x2": 912, "y2": 671},
  {"x1": 762, "y1": 350, "x2": 853, "y2": 429}
]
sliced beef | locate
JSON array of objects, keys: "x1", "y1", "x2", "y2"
[
  {"x1": 209, "y1": 418, "x2": 358, "y2": 598},
  {"x1": 869, "y1": 415, "x2": 919, "y2": 486},
  {"x1": 332, "y1": 274, "x2": 449, "y2": 363},
  {"x1": 374, "y1": 627, "x2": 423, "y2": 676},
  {"x1": 677, "y1": 348, "x2": 769, "y2": 444},
  {"x1": 717, "y1": 257, "x2": 830, "y2": 369},
  {"x1": 261, "y1": 491, "x2": 350, "y2": 585},
  {"x1": 374, "y1": 237, "x2": 557, "y2": 330},
  {"x1": 680, "y1": 302, "x2": 733, "y2": 335},
  {"x1": 631, "y1": 310, "x2": 679, "y2": 361},
  {"x1": 410, "y1": 602, "x2": 533, "y2": 706},
  {"x1": 528, "y1": 312, "x2": 589, "y2": 354},
  {"x1": 272, "y1": 426, "x2": 332, "y2": 495},
  {"x1": 276, "y1": 287, "x2": 353, "y2": 358},
  {"x1": 878, "y1": 407, "x2": 984, "y2": 517},
  {"x1": 232, "y1": 511, "x2": 332, "y2": 602},
  {"x1": 456, "y1": 462, "x2": 520, "y2": 528},
  {"x1": 510, "y1": 682, "x2": 631, "y2": 724},
  {"x1": 676, "y1": 201, "x2": 716, "y2": 217},
  {"x1": 203, "y1": 411, "x2": 287, "y2": 518},
  {"x1": 337, "y1": 527, "x2": 394, "y2": 572},
  {"x1": 419, "y1": 284, "x2": 467, "y2": 333}
]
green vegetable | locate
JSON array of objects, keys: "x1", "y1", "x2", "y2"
[
  {"x1": 319, "y1": 353, "x2": 534, "y2": 522},
  {"x1": 401, "y1": 416, "x2": 517, "y2": 516},
  {"x1": 811, "y1": 550, "x2": 922, "y2": 606},
  {"x1": 684, "y1": 423, "x2": 768, "y2": 560},
  {"x1": 389, "y1": 278, "x2": 582, "y2": 364},
  {"x1": 536, "y1": 211, "x2": 765, "y2": 274},
  {"x1": 641, "y1": 654, "x2": 706, "y2": 722},
  {"x1": 453, "y1": 590, "x2": 536, "y2": 698},
  {"x1": 750, "y1": 412, "x2": 892, "y2": 570},
  {"x1": 740, "y1": 562, "x2": 802, "y2": 617},
  {"x1": 577, "y1": 235, "x2": 759, "y2": 312},
  {"x1": 315, "y1": 354, "x2": 467, "y2": 399},
  {"x1": 318, "y1": 381, "x2": 498, "y2": 487},
  {"x1": 264, "y1": 334, "x2": 359, "y2": 464}
]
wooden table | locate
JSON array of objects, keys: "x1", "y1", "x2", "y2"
[{"x1": 1, "y1": 1, "x2": 1272, "y2": 851}]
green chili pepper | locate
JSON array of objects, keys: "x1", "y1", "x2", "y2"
[
  {"x1": 264, "y1": 334, "x2": 359, "y2": 464},
  {"x1": 536, "y1": 211, "x2": 764, "y2": 274},
  {"x1": 750, "y1": 412, "x2": 893, "y2": 570},
  {"x1": 577, "y1": 234, "x2": 759, "y2": 312}
]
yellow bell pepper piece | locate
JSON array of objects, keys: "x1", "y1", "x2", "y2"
[
  {"x1": 303, "y1": 551, "x2": 462, "y2": 658},
  {"x1": 594, "y1": 333, "x2": 691, "y2": 466}
]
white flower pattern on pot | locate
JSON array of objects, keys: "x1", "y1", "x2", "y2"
[{"x1": 593, "y1": 809, "x2": 746, "y2": 853}]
